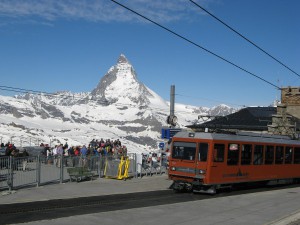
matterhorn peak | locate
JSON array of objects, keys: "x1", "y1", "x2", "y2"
[
  {"x1": 117, "y1": 54, "x2": 129, "y2": 64},
  {"x1": 91, "y1": 54, "x2": 154, "y2": 106}
]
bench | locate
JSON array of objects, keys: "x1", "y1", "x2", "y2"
[
  {"x1": 0, "y1": 174, "x2": 8, "y2": 182},
  {"x1": 67, "y1": 167, "x2": 95, "y2": 182},
  {"x1": 0, "y1": 173, "x2": 11, "y2": 187}
]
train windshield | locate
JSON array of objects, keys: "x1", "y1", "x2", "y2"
[{"x1": 172, "y1": 142, "x2": 196, "y2": 160}]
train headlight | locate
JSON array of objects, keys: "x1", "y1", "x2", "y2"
[
  {"x1": 199, "y1": 169, "x2": 206, "y2": 174},
  {"x1": 171, "y1": 167, "x2": 176, "y2": 171}
]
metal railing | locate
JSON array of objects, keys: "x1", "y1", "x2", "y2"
[{"x1": 0, "y1": 153, "x2": 167, "y2": 191}]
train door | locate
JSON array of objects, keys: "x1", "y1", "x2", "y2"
[
  {"x1": 197, "y1": 142, "x2": 209, "y2": 176},
  {"x1": 209, "y1": 143, "x2": 225, "y2": 184}
]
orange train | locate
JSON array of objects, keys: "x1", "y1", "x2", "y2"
[{"x1": 168, "y1": 131, "x2": 300, "y2": 194}]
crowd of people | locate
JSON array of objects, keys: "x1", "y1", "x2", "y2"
[
  {"x1": 1, "y1": 138, "x2": 128, "y2": 169},
  {"x1": 0, "y1": 142, "x2": 30, "y2": 170},
  {"x1": 1, "y1": 138, "x2": 127, "y2": 159},
  {"x1": 0, "y1": 142, "x2": 29, "y2": 158},
  {"x1": 40, "y1": 138, "x2": 127, "y2": 159}
]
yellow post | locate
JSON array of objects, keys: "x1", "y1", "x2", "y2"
[{"x1": 117, "y1": 157, "x2": 125, "y2": 179}]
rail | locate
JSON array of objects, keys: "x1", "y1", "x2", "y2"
[{"x1": 0, "y1": 153, "x2": 167, "y2": 191}]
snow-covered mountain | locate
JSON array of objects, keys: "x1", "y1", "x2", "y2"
[{"x1": 0, "y1": 54, "x2": 236, "y2": 154}]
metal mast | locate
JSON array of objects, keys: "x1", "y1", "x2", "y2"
[{"x1": 167, "y1": 85, "x2": 177, "y2": 127}]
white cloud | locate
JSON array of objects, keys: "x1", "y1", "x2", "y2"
[{"x1": 0, "y1": 0, "x2": 211, "y2": 24}]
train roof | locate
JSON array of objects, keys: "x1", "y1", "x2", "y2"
[
  {"x1": 173, "y1": 131, "x2": 300, "y2": 146},
  {"x1": 188, "y1": 107, "x2": 276, "y2": 131}
]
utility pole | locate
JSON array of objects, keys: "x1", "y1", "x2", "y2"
[
  {"x1": 167, "y1": 85, "x2": 177, "y2": 127},
  {"x1": 170, "y1": 85, "x2": 175, "y2": 118},
  {"x1": 161, "y1": 85, "x2": 181, "y2": 144}
]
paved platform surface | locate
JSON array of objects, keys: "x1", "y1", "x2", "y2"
[
  {"x1": 1, "y1": 175, "x2": 300, "y2": 225},
  {"x1": 0, "y1": 175, "x2": 173, "y2": 205}
]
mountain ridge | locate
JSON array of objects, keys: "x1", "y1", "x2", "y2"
[{"x1": 0, "y1": 54, "x2": 236, "y2": 153}]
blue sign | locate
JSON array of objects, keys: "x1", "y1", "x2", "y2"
[
  {"x1": 159, "y1": 142, "x2": 165, "y2": 149},
  {"x1": 161, "y1": 128, "x2": 182, "y2": 139}
]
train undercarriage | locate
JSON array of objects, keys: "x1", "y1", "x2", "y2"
[
  {"x1": 171, "y1": 179, "x2": 218, "y2": 194},
  {"x1": 171, "y1": 178, "x2": 300, "y2": 195}
]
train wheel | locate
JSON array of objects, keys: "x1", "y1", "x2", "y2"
[
  {"x1": 193, "y1": 185, "x2": 216, "y2": 195},
  {"x1": 172, "y1": 181, "x2": 191, "y2": 193}
]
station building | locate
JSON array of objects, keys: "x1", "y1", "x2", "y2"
[{"x1": 188, "y1": 86, "x2": 300, "y2": 140}]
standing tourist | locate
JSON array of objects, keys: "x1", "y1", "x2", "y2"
[
  {"x1": 80, "y1": 145, "x2": 88, "y2": 167},
  {"x1": 56, "y1": 144, "x2": 64, "y2": 167}
]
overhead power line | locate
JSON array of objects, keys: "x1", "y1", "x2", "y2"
[
  {"x1": 0, "y1": 84, "x2": 244, "y2": 110},
  {"x1": 0, "y1": 85, "x2": 245, "y2": 115},
  {"x1": 189, "y1": 0, "x2": 300, "y2": 79},
  {"x1": 110, "y1": 0, "x2": 280, "y2": 90},
  {"x1": 0, "y1": 85, "x2": 50, "y2": 95}
]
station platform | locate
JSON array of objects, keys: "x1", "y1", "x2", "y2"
[
  {"x1": 1, "y1": 175, "x2": 300, "y2": 225},
  {"x1": 0, "y1": 175, "x2": 173, "y2": 205}
]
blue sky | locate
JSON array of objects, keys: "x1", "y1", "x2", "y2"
[{"x1": 0, "y1": 0, "x2": 299, "y2": 108}]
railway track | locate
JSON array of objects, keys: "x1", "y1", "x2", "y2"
[{"x1": 1, "y1": 184, "x2": 299, "y2": 225}]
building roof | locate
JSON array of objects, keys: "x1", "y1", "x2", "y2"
[{"x1": 188, "y1": 107, "x2": 276, "y2": 131}]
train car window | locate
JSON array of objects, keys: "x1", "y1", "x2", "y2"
[
  {"x1": 213, "y1": 144, "x2": 224, "y2": 162},
  {"x1": 285, "y1": 146, "x2": 293, "y2": 164},
  {"x1": 253, "y1": 145, "x2": 264, "y2": 165},
  {"x1": 241, "y1": 144, "x2": 252, "y2": 165},
  {"x1": 227, "y1": 143, "x2": 240, "y2": 165},
  {"x1": 294, "y1": 147, "x2": 300, "y2": 164},
  {"x1": 198, "y1": 143, "x2": 208, "y2": 162},
  {"x1": 172, "y1": 142, "x2": 196, "y2": 160},
  {"x1": 275, "y1": 146, "x2": 284, "y2": 164},
  {"x1": 265, "y1": 145, "x2": 274, "y2": 165}
]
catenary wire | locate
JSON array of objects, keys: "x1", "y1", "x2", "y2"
[
  {"x1": 0, "y1": 85, "x2": 61, "y2": 97},
  {"x1": 110, "y1": 0, "x2": 280, "y2": 90},
  {"x1": 110, "y1": 0, "x2": 293, "y2": 109},
  {"x1": 0, "y1": 3, "x2": 292, "y2": 118},
  {"x1": 189, "y1": 0, "x2": 300, "y2": 79},
  {"x1": 0, "y1": 2, "x2": 283, "y2": 111}
]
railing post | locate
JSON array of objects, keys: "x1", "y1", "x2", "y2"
[
  {"x1": 8, "y1": 156, "x2": 13, "y2": 191},
  {"x1": 159, "y1": 156, "x2": 162, "y2": 174},
  {"x1": 139, "y1": 163, "x2": 142, "y2": 178},
  {"x1": 36, "y1": 155, "x2": 41, "y2": 187},
  {"x1": 60, "y1": 155, "x2": 63, "y2": 183},
  {"x1": 134, "y1": 153, "x2": 137, "y2": 178},
  {"x1": 98, "y1": 155, "x2": 101, "y2": 179}
]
